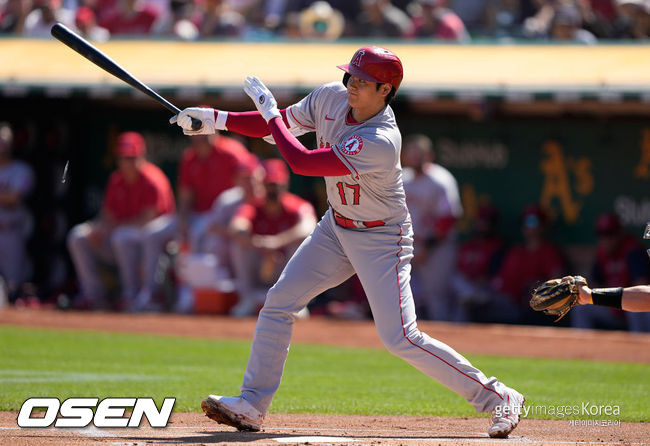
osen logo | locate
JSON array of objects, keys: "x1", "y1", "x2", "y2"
[{"x1": 17, "y1": 397, "x2": 176, "y2": 428}]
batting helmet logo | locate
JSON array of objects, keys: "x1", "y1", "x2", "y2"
[
  {"x1": 351, "y1": 50, "x2": 365, "y2": 67},
  {"x1": 339, "y1": 135, "x2": 363, "y2": 155}
]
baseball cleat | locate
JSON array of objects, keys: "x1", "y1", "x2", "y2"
[
  {"x1": 201, "y1": 395, "x2": 264, "y2": 432},
  {"x1": 488, "y1": 388, "x2": 525, "y2": 438}
]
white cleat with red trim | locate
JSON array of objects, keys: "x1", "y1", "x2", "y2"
[
  {"x1": 201, "y1": 395, "x2": 264, "y2": 432},
  {"x1": 488, "y1": 388, "x2": 525, "y2": 438}
]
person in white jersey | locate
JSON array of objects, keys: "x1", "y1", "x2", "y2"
[{"x1": 170, "y1": 46, "x2": 524, "y2": 438}]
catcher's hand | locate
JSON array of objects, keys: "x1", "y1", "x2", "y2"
[{"x1": 530, "y1": 275, "x2": 588, "y2": 322}]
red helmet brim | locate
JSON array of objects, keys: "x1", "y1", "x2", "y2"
[{"x1": 336, "y1": 63, "x2": 383, "y2": 84}]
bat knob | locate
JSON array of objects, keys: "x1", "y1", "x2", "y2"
[{"x1": 190, "y1": 118, "x2": 203, "y2": 131}]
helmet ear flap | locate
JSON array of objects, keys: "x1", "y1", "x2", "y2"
[{"x1": 342, "y1": 72, "x2": 351, "y2": 87}]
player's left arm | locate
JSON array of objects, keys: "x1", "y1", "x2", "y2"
[
  {"x1": 575, "y1": 280, "x2": 650, "y2": 312},
  {"x1": 243, "y1": 76, "x2": 350, "y2": 177}
]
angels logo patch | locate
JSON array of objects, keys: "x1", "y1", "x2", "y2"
[{"x1": 340, "y1": 136, "x2": 363, "y2": 155}]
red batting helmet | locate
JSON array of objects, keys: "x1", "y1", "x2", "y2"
[{"x1": 337, "y1": 46, "x2": 403, "y2": 90}]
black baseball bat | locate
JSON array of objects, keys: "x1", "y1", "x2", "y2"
[{"x1": 50, "y1": 23, "x2": 202, "y2": 131}]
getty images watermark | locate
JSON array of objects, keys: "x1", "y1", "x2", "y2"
[{"x1": 494, "y1": 402, "x2": 622, "y2": 427}]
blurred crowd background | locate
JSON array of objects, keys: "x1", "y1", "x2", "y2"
[
  {"x1": 2, "y1": 0, "x2": 650, "y2": 43},
  {"x1": 1, "y1": 0, "x2": 650, "y2": 331},
  {"x1": 1, "y1": 111, "x2": 649, "y2": 332}
]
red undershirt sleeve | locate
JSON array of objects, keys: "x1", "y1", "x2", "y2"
[
  {"x1": 223, "y1": 109, "x2": 291, "y2": 137},
  {"x1": 267, "y1": 117, "x2": 349, "y2": 177}
]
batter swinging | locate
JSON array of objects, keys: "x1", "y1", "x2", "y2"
[{"x1": 171, "y1": 46, "x2": 524, "y2": 438}]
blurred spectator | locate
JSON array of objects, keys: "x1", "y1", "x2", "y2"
[
  {"x1": 228, "y1": 158, "x2": 316, "y2": 317},
  {"x1": 75, "y1": 5, "x2": 110, "y2": 41},
  {"x1": 408, "y1": 0, "x2": 470, "y2": 41},
  {"x1": 133, "y1": 131, "x2": 254, "y2": 310},
  {"x1": 485, "y1": 0, "x2": 523, "y2": 38},
  {"x1": 587, "y1": 0, "x2": 618, "y2": 21},
  {"x1": 296, "y1": 1, "x2": 344, "y2": 40},
  {"x1": 0, "y1": 0, "x2": 32, "y2": 33},
  {"x1": 99, "y1": 0, "x2": 159, "y2": 35},
  {"x1": 549, "y1": 3, "x2": 597, "y2": 43},
  {"x1": 354, "y1": 0, "x2": 413, "y2": 38},
  {"x1": 522, "y1": 0, "x2": 559, "y2": 38},
  {"x1": 522, "y1": 0, "x2": 597, "y2": 43},
  {"x1": 572, "y1": 212, "x2": 650, "y2": 331},
  {"x1": 0, "y1": 122, "x2": 35, "y2": 301},
  {"x1": 450, "y1": 204, "x2": 513, "y2": 323},
  {"x1": 494, "y1": 204, "x2": 566, "y2": 323},
  {"x1": 23, "y1": 0, "x2": 75, "y2": 36},
  {"x1": 67, "y1": 132, "x2": 174, "y2": 310},
  {"x1": 447, "y1": 0, "x2": 489, "y2": 34},
  {"x1": 176, "y1": 132, "x2": 255, "y2": 251},
  {"x1": 612, "y1": 0, "x2": 650, "y2": 38},
  {"x1": 402, "y1": 134, "x2": 463, "y2": 321},
  {"x1": 199, "y1": 0, "x2": 245, "y2": 37},
  {"x1": 172, "y1": 161, "x2": 264, "y2": 313},
  {"x1": 153, "y1": 0, "x2": 200, "y2": 40},
  {"x1": 577, "y1": 0, "x2": 617, "y2": 37},
  {"x1": 205, "y1": 160, "x2": 264, "y2": 270}
]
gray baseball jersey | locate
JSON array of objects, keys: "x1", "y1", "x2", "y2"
[
  {"x1": 237, "y1": 82, "x2": 513, "y2": 418},
  {"x1": 286, "y1": 82, "x2": 408, "y2": 225}
]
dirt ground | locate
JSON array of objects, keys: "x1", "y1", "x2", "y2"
[{"x1": 1, "y1": 308, "x2": 649, "y2": 445}]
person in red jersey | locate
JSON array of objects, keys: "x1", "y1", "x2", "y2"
[
  {"x1": 134, "y1": 131, "x2": 256, "y2": 310},
  {"x1": 451, "y1": 204, "x2": 512, "y2": 323},
  {"x1": 67, "y1": 131, "x2": 174, "y2": 311},
  {"x1": 228, "y1": 158, "x2": 316, "y2": 317},
  {"x1": 99, "y1": 0, "x2": 159, "y2": 34},
  {"x1": 494, "y1": 204, "x2": 566, "y2": 324}
]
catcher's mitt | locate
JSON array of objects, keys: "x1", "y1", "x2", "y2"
[{"x1": 530, "y1": 275, "x2": 588, "y2": 321}]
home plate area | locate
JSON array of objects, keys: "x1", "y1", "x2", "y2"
[{"x1": 2, "y1": 412, "x2": 648, "y2": 446}]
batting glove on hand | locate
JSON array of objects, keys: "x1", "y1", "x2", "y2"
[
  {"x1": 244, "y1": 76, "x2": 281, "y2": 123},
  {"x1": 169, "y1": 107, "x2": 217, "y2": 135}
]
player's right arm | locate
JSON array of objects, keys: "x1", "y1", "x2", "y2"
[
  {"x1": 170, "y1": 106, "x2": 294, "y2": 138},
  {"x1": 171, "y1": 79, "x2": 350, "y2": 177}
]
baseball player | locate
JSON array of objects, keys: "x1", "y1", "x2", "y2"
[
  {"x1": 0, "y1": 122, "x2": 35, "y2": 299},
  {"x1": 171, "y1": 46, "x2": 524, "y2": 438},
  {"x1": 67, "y1": 132, "x2": 175, "y2": 310},
  {"x1": 402, "y1": 133, "x2": 463, "y2": 321},
  {"x1": 229, "y1": 158, "x2": 317, "y2": 317}
]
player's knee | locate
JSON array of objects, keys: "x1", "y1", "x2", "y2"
[
  {"x1": 377, "y1": 330, "x2": 410, "y2": 356},
  {"x1": 259, "y1": 285, "x2": 303, "y2": 319},
  {"x1": 378, "y1": 325, "x2": 425, "y2": 358},
  {"x1": 67, "y1": 224, "x2": 90, "y2": 250},
  {"x1": 109, "y1": 228, "x2": 138, "y2": 249}
]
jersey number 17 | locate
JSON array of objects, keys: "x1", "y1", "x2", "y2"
[{"x1": 336, "y1": 182, "x2": 360, "y2": 205}]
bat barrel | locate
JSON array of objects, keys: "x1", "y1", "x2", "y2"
[{"x1": 51, "y1": 23, "x2": 202, "y2": 131}]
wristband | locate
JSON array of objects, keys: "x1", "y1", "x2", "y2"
[
  {"x1": 215, "y1": 110, "x2": 228, "y2": 130},
  {"x1": 590, "y1": 287, "x2": 623, "y2": 309}
]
